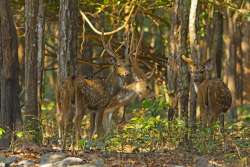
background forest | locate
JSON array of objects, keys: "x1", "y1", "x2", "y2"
[{"x1": 0, "y1": 0, "x2": 250, "y2": 166}]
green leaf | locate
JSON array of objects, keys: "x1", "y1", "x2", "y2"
[
  {"x1": 16, "y1": 131, "x2": 24, "y2": 138},
  {"x1": 0, "y1": 128, "x2": 5, "y2": 137}
]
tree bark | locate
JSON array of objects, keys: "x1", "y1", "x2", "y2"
[
  {"x1": 0, "y1": 0, "x2": 22, "y2": 148},
  {"x1": 211, "y1": 9, "x2": 223, "y2": 78},
  {"x1": 241, "y1": 21, "x2": 250, "y2": 104},
  {"x1": 37, "y1": 0, "x2": 45, "y2": 119},
  {"x1": 210, "y1": 7, "x2": 224, "y2": 132},
  {"x1": 58, "y1": 0, "x2": 78, "y2": 82},
  {"x1": 225, "y1": 9, "x2": 238, "y2": 121},
  {"x1": 24, "y1": 0, "x2": 41, "y2": 143},
  {"x1": 188, "y1": 0, "x2": 199, "y2": 130},
  {"x1": 168, "y1": 0, "x2": 190, "y2": 143}
]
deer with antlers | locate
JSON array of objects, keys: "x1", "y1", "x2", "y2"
[
  {"x1": 102, "y1": 30, "x2": 155, "y2": 135},
  {"x1": 56, "y1": 36, "x2": 130, "y2": 149},
  {"x1": 181, "y1": 55, "x2": 232, "y2": 127}
]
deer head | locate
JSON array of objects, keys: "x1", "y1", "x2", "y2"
[
  {"x1": 181, "y1": 55, "x2": 232, "y2": 127},
  {"x1": 181, "y1": 55, "x2": 213, "y2": 92},
  {"x1": 101, "y1": 32, "x2": 129, "y2": 78}
]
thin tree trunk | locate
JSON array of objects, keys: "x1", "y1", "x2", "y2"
[
  {"x1": 188, "y1": 0, "x2": 199, "y2": 130},
  {"x1": 24, "y1": 0, "x2": 41, "y2": 143},
  {"x1": 211, "y1": 9, "x2": 223, "y2": 78},
  {"x1": 37, "y1": 0, "x2": 45, "y2": 119},
  {"x1": 235, "y1": 21, "x2": 243, "y2": 106},
  {"x1": 179, "y1": 0, "x2": 190, "y2": 144},
  {"x1": 0, "y1": 0, "x2": 22, "y2": 148},
  {"x1": 168, "y1": 0, "x2": 190, "y2": 143},
  {"x1": 167, "y1": 0, "x2": 179, "y2": 101},
  {"x1": 241, "y1": 21, "x2": 250, "y2": 104},
  {"x1": 57, "y1": 0, "x2": 78, "y2": 145},
  {"x1": 210, "y1": 8, "x2": 224, "y2": 131},
  {"x1": 58, "y1": 0, "x2": 78, "y2": 82},
  {"x1": 226, "y1": 10, "x2": 238, "y2": 121}
]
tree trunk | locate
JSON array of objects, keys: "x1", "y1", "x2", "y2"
[
  {"x1": 0, "y1": 0, "x2": 22, "y2": 148},
  {"x1": 211, "y1": 9, "x2": 223, "y2": 78},
  {"x1": 178, "y1": 0, "x2": 190, "y2": 144},
  {"x1": 209, "y1": 8, "x2": 224, "y2": 131},
  {"x1": 58, "y1": 0, "x2": 78, "y2": 82},
  {"x1": 37, "y1": 0, "x2": 45, "y2": 119},
  {"x1": 225, "y1": 10, "x2": 238, "y2": 122},
  {"x1": 57, "y1": 0, "x2": 78, "y2": 145},
  {"x1": 235, "y1": 20, "x2": 243, "y2": 106},
  {"x1": 241, "y1": 21, "x2": 250, "y2": 104},
  {"x1": 168, "y1": 0, "x2": 190, "y2": 143},
  {"x1": 188, "y1": 0, "x2": 199, "y2": 130},
  {"x1": 24, "y1": 0, "x2": 41, "y2": 143}
]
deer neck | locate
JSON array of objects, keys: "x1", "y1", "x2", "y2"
[
  {"x1": 193, "y1": 79, "x2": 206, "y2": 93},
  {"x1": 193, "y1": 83, "x2": 199, "y2": 93},
  {"x1": 108, "y1": 74, "x2": 126, "y2": 95}
]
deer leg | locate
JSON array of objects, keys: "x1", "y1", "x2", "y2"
[
  {"x1": 89, "y1": 113, "x2": 96, "y2": 138},
  {"x1": 57, "y1": 114, "x2": 62, "y2": 146},
  {"x1": 208, "y1": 110, "x2": 218, "y2": 127},
  {"x1": 96, "y1": 111, "x2": 104, "y2": 137},
  {"x1": 57, "y1": 102, "x2": 64, "y2": 147},
  {"x1": 62, "y1": 120, "x2": 67, "y2": 150},
  {"x1": 218, "y1": 113, "x2": 227, "y2": 151},
  {"x1": 61, "y1": 108, "x2": 67, "y2": 150},
  {"x1": 73, "y1": 94, "x2": 84, "y2": 149},
  {"x1": 103, "y1": 107, "x2": 117, "y2": 135},
  {"x1": 92, "y1": 112, "x2": 101, "y2": 137},
  {"x1": 199, "y1": 103, "x2": 207, "y2": 128},
  {"x1": 58, "y1": 120, "x2": 63, "y2": 147},
  {"x1": 117, "y1": 106, "x2": 125, "y2": 123},
  {"x1": 73, "y1": 114, "x2": 83, "y2": 149},
  {"x1": 219, "y1": 114, "x2": 224, "y2": 133}
]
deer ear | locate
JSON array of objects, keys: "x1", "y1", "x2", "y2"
[{"x1": 203, "y1": 58, "x2": 214, "y2": 71}]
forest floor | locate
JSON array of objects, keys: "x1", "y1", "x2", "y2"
[{"x1": 0, "y1": 143, "x2": 249, "y2": 167}]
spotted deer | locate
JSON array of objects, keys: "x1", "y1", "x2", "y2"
[
  {"x1": 102, "y1": 31, "x2": 155, "y2": 135},
  {"x1": 181, "y1": 55, "x2": 232, "y2": 127},
  {"x1": 56, "y1": 38, "x2": 129, "y2": 149}
]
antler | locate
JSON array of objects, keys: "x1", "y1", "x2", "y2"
[
  {"x1": 130, "y1": 29, "x2": 155, "y2": 81},
  {"x1": 101, "y1": 32, "x2": 117, "y2": 60}
]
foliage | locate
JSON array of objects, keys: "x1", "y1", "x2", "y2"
[
  {"x1": 191, "y1": 123, "x2": 222, "y2": 154},
  {"x1": 0, "y1": 128, "x2": 5, "y2": 138},
  {"x1": 23, "y1": 116, "x2": 43, "y2": 144},
  {"x1": 142, "y1": 96, "x2": 168, "y2": 117},
  {"x1": 88, "y1": 97, "x2": 187, "y2": 152},
  {"x1": 77, "y1": 97, "x2": 250, "y2": 161},
  {"x1": 41, "y1": 101, "x2": 57, "y2": 142}
]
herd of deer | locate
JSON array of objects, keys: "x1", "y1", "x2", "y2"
[{"x1": 56, "y1": 33, "x2": 232, "y2": 149}]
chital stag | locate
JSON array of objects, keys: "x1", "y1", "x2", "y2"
[
  {"x1": 181, "y1": 55, "x2": 232, "y2": 127},
  {"x1": 102, "y1": 31, "x2": 155, "y2": 135},
  {"x1": 56, "y1": 38, "x2": 129, "y2": 149}
]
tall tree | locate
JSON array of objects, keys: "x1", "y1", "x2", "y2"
[
  {"x1": 58, "y1": 0, "x2": 78, "y2": 83},
  {"x1": 24, "y1": 0, "x2": 41, "y2": 143},
  {"x1": 211, "y1": 8, "x2": 224, "y2": 130},
  {"x1": 57, "y1": 0, "x2": 78, "y2": 145},
  {"x1": 188, "y1": 0, "x2": 199, "y2": 130},
  {"x1": 0, "y1": 0, "x2": 22, "y2": 148},
  {"x1": 224, "y1": 9, "x2": 238, "y2": 121},
  {"x1": 37, "y1": 0, "x2": 45, "y2": 118},
  {"x1": 168, "y1": 0, "x2": 190, "y2": 143}
]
